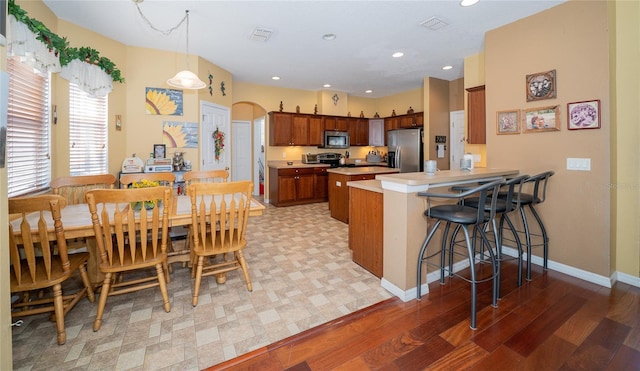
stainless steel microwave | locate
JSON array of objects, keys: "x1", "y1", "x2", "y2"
[{"x1": 323, "y1": 131, "x2": 350, "y2": 149}]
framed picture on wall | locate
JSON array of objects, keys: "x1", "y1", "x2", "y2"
[
  {"x1": 496, "y1": 109, "x2": 520, "y2": 135},
  {"x1": 567, "y1": 100, "x2": 600, "y2": 130},
  {"x1": 526, "y1": 69, "x2": 557, "y2": 102},
  {"x1": 153, "y1": 144, "x2": 166, "y2": 159},
  {"x1": 523, "y1": 105, "x2": 560, "y2": 133}
]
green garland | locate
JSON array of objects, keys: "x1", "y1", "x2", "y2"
[{"x1": 8, "y1": 0, "x2": 125, "y2": 83}]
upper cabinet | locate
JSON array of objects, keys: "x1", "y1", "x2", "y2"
[
  {"x1": 269, "y1": 112, "x2": 309, "y2": 146},
  {"x1": 348, "y1": 118, "x2": 369, "y2": 146},
  {"x1": 466, "y1": 85, "x2": 486, "y2": 144},
  {"x1": 308, "y1": 115, "x2": 324, "y2": 146},
  {"x1": 399, "y1": 113, "x2": 423, "y2": 128}
]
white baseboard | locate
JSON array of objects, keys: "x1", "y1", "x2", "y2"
[{"x1": 380, "y1": 246, "x2": 640, "y2": 301}]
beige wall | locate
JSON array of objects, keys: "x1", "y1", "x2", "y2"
[
  {"x1": 463, "y1": 53, "x2": 487, "y2": 167},
  {"x1": 449, "y1": 78, "x2": 464, "y2": 112},
  {"x1": 485, "y1": 1, "x2": 611, "y2": 276},
  {"x1": 426, "y1": 77, "x2": 450, "y2": 170},
  {"x1": 611, "y1": 0, "x2": 640, "y2": 277}
]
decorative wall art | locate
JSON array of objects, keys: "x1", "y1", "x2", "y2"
[
  {"x1": 153, "y1": 144, "x2": 166, "y2": 158},
  {"x1": 496, "y1": 109, "x2": 520, "y2": 135},
  {"x1": 163, "y1": 121, "x2": 198, "y2": 148},
  {"x1": 523, "y1": 105, "x2": 560, "y2": 133},
  {"x1": 208, "y1": 72, "x2": 213, "y2": 96},
  {"x1": 526, "y1": 69, "x2": 556, "y2": 102},
  {"x1": 145, "y1": 87, "x2": 183, "y2": 116},
  {"x1": 567, "y1": 100, "x2": 600, "y2": 130}
]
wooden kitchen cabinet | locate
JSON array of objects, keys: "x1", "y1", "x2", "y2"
[
  {"x1": 348, "y1": 117, "x2": 369, "y2": 146},
  {"x1": 328, "y1": 172, "x2": 375, "y2": 223},
  {"x1": 269, "y1": 166, "x2": 328, "y2": 206},
  {"x1": 269, "y1": 112, "x2": 309, "y2": 146},
  {"x1": 399, "y1": 113, "x2": 423, "y2": 128},
  {"x1": 308, "y1": 115, "x2": 324, "y2": 146},
  {"x1": 314, "y1": 167, "x2": 329, "y2": 200},
  {"x1": 324, "y1": 116, "x2": 348, "y2": 131},
  {"x1": 466, "y1": 85, "x2": 486, "y2": 144},
  {"x1": 349, "y1": 187, "x2": 383, "y2": 277}
]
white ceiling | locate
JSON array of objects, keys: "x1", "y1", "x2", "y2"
[{"x1": 42, "y1": 0, "x2": 565, "y2": 98}]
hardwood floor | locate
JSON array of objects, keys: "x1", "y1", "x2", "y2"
[{"x1": 206, "y1": 261, "x2": 640, "y2": 370}]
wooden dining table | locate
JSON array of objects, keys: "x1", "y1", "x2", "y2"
[{"x1": 10, "y1": 195, "x2": 266, "y2": 285}]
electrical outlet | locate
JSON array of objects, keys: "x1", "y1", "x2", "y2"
[{"x1": 567, "y1": 157, "x2": 591, "y2": 171}]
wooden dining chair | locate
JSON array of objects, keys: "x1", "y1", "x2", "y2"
[
  {"x1": 175, "y1": 170, "x2": 230, "y2": 267},
  {"x1": 119, "y1": 172, "x2": 176, "y2": 189},
  {"x1": 183, "y1": 170, "x2": 229, "y2": 191},
  {"x1": 85, "y1": 186, "x2": 172, "y2": 331},
  {"x1": 9, "y1": 194, "x2": 95, "y2": 345},
  {"x1": 50, "y1": 174, "x2": 117, "y2": 205},
  {"x1": 188, "y1": 181, "x2": 254, "y2": 306},
  {"x1": 50, "y1": 174, "x2": 118, "y2": 254}
]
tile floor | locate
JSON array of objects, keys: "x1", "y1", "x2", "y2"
[{"x1": 11, "y1": 201, "x2": 392, "y2": 370}]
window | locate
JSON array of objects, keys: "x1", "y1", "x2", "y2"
[
  {"x1": 7, "y1": 57, "x2": 51, "y2": 197},
  {"x1": 69, "y1": 83, "x2": 108, "y2": 175}
]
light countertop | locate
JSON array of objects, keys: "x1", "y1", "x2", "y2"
[
  {"x1": 346, "y1": 179, "x2": 383, "y2": 193},
  {"x1": 377, "y1": 168, "x2": 519, "y2": 192},
  {"x1": 326, "y1": 167, "x2": 400, "y2": 176},
  {"x1": 267, "y1": 161, "x2": 330, "y2": 169}
]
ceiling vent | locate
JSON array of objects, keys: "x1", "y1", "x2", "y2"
[
  {"x1": 249, "y1": 27, "x2": 273, "y2": 42},
  {"x1": 420, "y1": 17, "x2": 449, "y2": 31}
]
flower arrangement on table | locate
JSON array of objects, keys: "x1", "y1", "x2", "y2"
[
  {"x1": 131, "y1": 179, "x2": 160, "y2": 210},
  {"x1": 213, "y1": 127, "x2": 225, "y2": 161}
]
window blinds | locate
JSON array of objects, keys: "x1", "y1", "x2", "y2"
[
  {"x1": 69, "y1": 83, "x2": 108, "y2": 176},
  {"x1": 7, "y1": 57, "x2": 51, "y2": 197}
]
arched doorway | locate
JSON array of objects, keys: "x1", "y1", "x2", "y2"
[{"x1": 231, "y1": 102, "x2": 267, "y2": 196}]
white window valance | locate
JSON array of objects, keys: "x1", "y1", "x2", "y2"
[
  {"x1": 8, "y1": 15, "x2": 61, "y2": 75},
  {"x1": 8, "y1": 14, "x2": 113, "y2": 97}
]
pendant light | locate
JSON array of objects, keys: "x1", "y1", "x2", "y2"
[{"x1": 167, "y1": 10, "x2": 206, "y2": 90}]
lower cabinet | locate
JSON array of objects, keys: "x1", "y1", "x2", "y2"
[
  {"x1": 328, "y1": 173, "x2": 375, "y2": 223},
  {"x1": 349, "y1": 187, "x2": 383, "y2": 278},
  {"x1": 269, "y1": 166, "x2": 328, "y2": 206}
]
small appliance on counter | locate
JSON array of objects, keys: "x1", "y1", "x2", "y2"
[
  {"x1": 121, "y1": 155, "x2": 144, "y2": 173},
  {"x1": 145, "y1": 158, "x2": 174, "y2": 173},
  {"x1": 301, "y1": 153, "x2": 319, "y2": 164}
]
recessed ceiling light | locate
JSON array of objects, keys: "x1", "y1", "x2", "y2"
[
  {"x1": 442, "y1": 65, "x2": 453, "y2": 70},
  {"x1": 272, "y1": 76, "x2": 280, "y2": 80},
  {"x1": 322, "y1": 34, "x2": 336, "y2": 41},
  {"x1": 323, "y1": 84, "x2": 331, "y2": 88},
  {"x1": 460, "y1": 0, "x2": 479, "y2": 7},
  {"x1": 365, "y1": 90, "x2": 373, "y2": 94},
  {"x1": 392, "y1": 52, "x2": 404, "y2": 58}
]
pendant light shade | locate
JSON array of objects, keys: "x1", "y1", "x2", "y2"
[
  {"x1": 168, "y1": 69, "x2": 206, "y2": 89},
  {"x1": 167, "y1": 10, "x2": 205, "y2": 90}
]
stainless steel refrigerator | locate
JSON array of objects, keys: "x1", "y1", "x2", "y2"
[{"x1": 387, "y1": 128, "x2": 424, "y2": 173}]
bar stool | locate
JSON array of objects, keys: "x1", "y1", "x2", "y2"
[
  {"x1": 416, "y1": 179, "x2": 503, "y2": 329},
  {"x1": 458, "y1": 174, "x2": 529, "y2": 297},
  {"x1": 500, "y1": 171, "x2": 554, "y2": 281}
]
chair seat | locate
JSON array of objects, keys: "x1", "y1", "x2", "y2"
[
  {"x1": 424, "y1": 204, "x2": 490, "y2": 225},
  {"x1": 10, "y1": 252, "x2": 90, "y2": 291},
  {"x1": 193, "y1": 233, "x2": 246, "y2": 256},
  {"x1": 464, "y1": 197, "x2": 513, "y2": 213},
  {"x1": 99, "y1": 243, "x2": 166, "y2": 273},
  {"x1": 497, "y1": 191, "x2": 537, "y2": 204}
]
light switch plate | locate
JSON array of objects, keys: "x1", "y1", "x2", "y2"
[{"x1": 567, "y1": 157, "x2": 591, "y2": 171}]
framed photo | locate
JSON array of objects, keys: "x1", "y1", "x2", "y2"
[
  {"x1": 526, "y1": 69, "x2": 556, "y2": 102},
  {"x1": 523, "y1": 105, "x2": 560, "y2": 133},
  {"x1": 496, "y1": 110, "x2": 520, "y2": 135},
  {"x1": 567, "y1": 100, "x2": 600, "y2": 130},
  {"x1": 153, "y1": 144, "x2": 166, "y2": 159}
]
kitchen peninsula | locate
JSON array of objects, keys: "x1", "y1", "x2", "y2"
[
  {"x1": 350, "y1": 168, "x2": 519, "y2": 301},
  {"x1": 327, "y1": 166, "x2": 399, "y2": 223}
]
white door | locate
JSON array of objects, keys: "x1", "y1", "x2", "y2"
[
  {"x1": 450, "y1": 110, "x2": 465, "y2": 171},
  {"x1": 231, "y1": 120, "x2": 252, "y2": 182},
  {"x1": 200, "y1": 101, "x2": 230, "y2": 173},
  {"x1": 253, "y1": 116, "x2": 265, "y2": 195}
]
